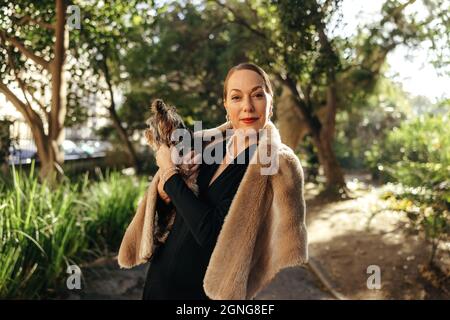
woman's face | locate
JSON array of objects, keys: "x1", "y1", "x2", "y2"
[{"x1": 224, "y1": 69, "x2": 272, "y2": 134}]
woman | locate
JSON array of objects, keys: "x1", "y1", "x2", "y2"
[{"x1": 118, "y1": 62, "x2": 308, "y2": 300}]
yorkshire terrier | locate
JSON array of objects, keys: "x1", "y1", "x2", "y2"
[
  {"x1": 145, "y1": 99, "x2": 201, "y2": 247},
  {"x1": 144, "y1": 98, "x2": 200, "y2": 195}
]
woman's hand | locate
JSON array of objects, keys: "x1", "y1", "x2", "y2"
[
  {"x1": 155, "y1": 145, "x2": 176, "y2": 172},
  {"x1": 156, "y1": 145, "x2": 201, "y2": 174},
  {"x1": 179, "y1": 150, "x2": 201, "y2": 175},
  {"x1": 155, "y1": 145, "x2": 176, "y2": 204},
  {"x1": 155, "y1": 146, "x2": 201, "y2": 204},
  {"x1": 157, "y1": 178, "x2": 171, "y2": 204}
]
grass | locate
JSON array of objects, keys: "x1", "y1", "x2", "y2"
[{"x1": 0, "y1": 162, "x2": 147, "y2": 299}]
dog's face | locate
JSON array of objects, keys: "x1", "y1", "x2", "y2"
[{"x1": 144, "y1": 99, "x2": 187, "y2": 150}]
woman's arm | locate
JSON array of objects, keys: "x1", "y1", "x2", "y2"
[
  {"x1": 155, "y1": 194, "x2": 174, "y2": 215},
  {"x1": 163, "y1": 173, "x2": 232, "y2": 247}
]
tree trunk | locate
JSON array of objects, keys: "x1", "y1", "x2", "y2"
[
  {"x1": 276, "y1": 85, "x2": 308, "y2": 149},
  {"x1": 278, "y1": 76, "x2": 347, "y2": 193},
  {"x1": 102, "y1": 58, "x2": 139, "y2": 171},
  {"x1": 109, "y1": 106, "x2": 140, "y2": 170},
  {"x1": 44, "y1": 0, "x2": 68, "y2": 181},
  {"x1": 37, "y1": 139, "x2": 64, "y2": 183},
  {"x1": 312, "y1": 132, "x2": 346, "y2": 190}
]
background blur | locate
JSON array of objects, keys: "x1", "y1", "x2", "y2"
[{"x1": 0, "y1": 0, "x2": 448, "y2": 299}]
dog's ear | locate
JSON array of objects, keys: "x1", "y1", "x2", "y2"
[
  {"x1": 151, "y1": 99, "x2": 168, "y2": 115},
  {"x1": 144, "y1": 128, "x2": 153, "y2": 145}
]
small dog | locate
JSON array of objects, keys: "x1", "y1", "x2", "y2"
[
  {"x1": 145, "y1": 99, "x2": 201, "y2": 248},
  {"x1": 144, "y1": 98, "x2": 200, "y2": 196}
]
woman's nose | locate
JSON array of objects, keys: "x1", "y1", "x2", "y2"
[{"x1": 242, "y1": 95, "x2": 255, "y2": 112}]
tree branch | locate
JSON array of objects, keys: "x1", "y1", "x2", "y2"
[
  {"x1": 14, "y1": 14, "x2": 55, "y2": 30},
  {"x1": 9, "y1": 55, "x2": 35, "y2": 113},
  {"x1": 276, "y1": 73, "x2": 322, "y2": 135},
  {"x1": 316, "y1": 22, "x2": 338, "y2": 137},
  {"x1": 1, "y1": 35, "x2": 50, "y2": 127},
  {"x1": 379, "y1": 0, "x2": 417, "y2": 26},
  {"x1": 5, "y1": 44, "x2": 34, "y2": 110},
  {"x1": 49, "y1": 0, "x2": 68, "y2": 141},
  {"x1": 0, "y1": 30, "x2": 51, "y2": 70},
  {"x1": 212, "y1": 0, "x2": 272, "y2": 44},
  {"x1": 0, "y1": 82, "x2": 45, "y2": 132},
  {"x1": 26, "y1": 84, "x2": 50, "y2": 121},
  {"x1": 244, "y1": 0, "x2": 259, "y2": 22},
  {"x1": 0, "y1": 81, "x2": 49, "y2": 169}
]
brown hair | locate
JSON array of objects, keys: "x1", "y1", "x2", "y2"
[{"x1": 223, "y1": 62, "x2": 274, "y2": 102}]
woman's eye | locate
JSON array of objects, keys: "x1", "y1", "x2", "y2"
[
  {"x1": 254, "y1": 93, "x2": 264, "y2": 98},
  {"x1": 231, "y1": 96, "x2": 240, "y2": 100}
]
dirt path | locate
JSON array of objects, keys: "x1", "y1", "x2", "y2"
[{"x1": 304, "y1": 171, "x2": 449, "y2": 299}]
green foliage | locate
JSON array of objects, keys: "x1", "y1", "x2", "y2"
[
  {"x1": 0, "y1": 0, "x2": 90, "y2": 128},
  {"x1": 83, "y1": 169, "x2": 147, "y2": 254},
  {"x1": 335, "y1": 77, "x2": 411, "y2": 169},
  {"x1": 120, "y1": 1, "x2": 246, "y2": 129},
  {"x1": 370, "y1": 114, "x2": 450, "y2": 263},
  {"x1": 275, "y1": 0, "x2": 342, "y2": 83},
  {"x1": 380, "y1": 183, "x2": 449, "y2": 264},
  {"x1": 0, "y1": 162, "x2": 147, "y2": 298},
  {"x1": 0, "y1": 0, "x2": 55, "y2": 81},
  {"x1": 366, "y1": 114, "x2": 450, "y2": 187}
]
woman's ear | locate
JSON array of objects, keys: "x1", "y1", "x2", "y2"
[{"x1": 269, "y1": 96, "x2": 273, "y2": 114}]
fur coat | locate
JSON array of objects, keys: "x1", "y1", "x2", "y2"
[{"x1": 117, "y1": 120, "x2": 308, "y2": 300}]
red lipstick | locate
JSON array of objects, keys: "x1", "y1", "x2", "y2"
[{"x1": 241, "y1": 117, "x2": 259, "y2": 124}]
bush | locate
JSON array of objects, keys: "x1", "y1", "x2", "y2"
[
  {"x1": 0, "y1": 163, "x2": 147, "y2": 298},
  {"x1": 365, "y1": 114, "x2": 450, "y2": 187},
  {"x1": 83, "y1": 169, "x2": 148, "y2": 255},
  {"x1": 380, "y1": 184, "x2": 449, "y2": 264},
  {"x1": 368, "y1": 114, "x2": 450, "y2": 264}
]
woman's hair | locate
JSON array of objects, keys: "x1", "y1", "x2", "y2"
[{"x1": 223, "y1": 62, "x2": 274, "y2": 102}]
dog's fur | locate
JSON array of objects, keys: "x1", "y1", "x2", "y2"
[
  {"x1": 144, "y1": 98, "x2": 199, "y2": 195},
  {"x1": 144, "y1": 99, "x2": 200, "y2": 246}
]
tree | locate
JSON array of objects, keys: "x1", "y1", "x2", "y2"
[
  {"x1": 121, "y1": 1, "x2": 244, "y2": 129},
  {"x1": 98, "y1": 1, "x2": 250, "y2": 147},
  {"x1": 209, "y1": 0, "x2": 447, "y2": 196},
  {"x1": 0, "y1": 0, "x2": 68, "y2": 182},
  {"x1": 71, "y1": 0, "x2": 159, "y2": 171}
]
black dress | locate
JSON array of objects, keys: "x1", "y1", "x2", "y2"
[{"x1": 142, "y1": 137, "x2": 257, "y2": 300}]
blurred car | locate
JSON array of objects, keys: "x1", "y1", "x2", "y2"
[
  {"x1": 78, "y1": 140, "x2": 113, "y2": 157},
  {"x1": 62, "y1": 140, "x2": 91, "y2": 160},
  {"x1": 8, "y1": 146, "x2": 38, "y2": 165},
  {"x1": 7, "y1": 140, "x2": 114, "y2": 164}
]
